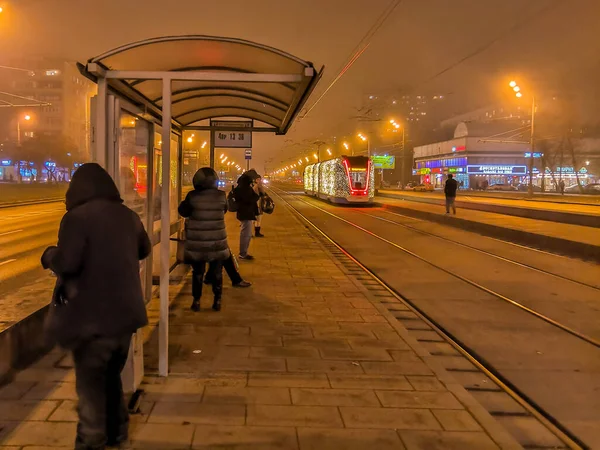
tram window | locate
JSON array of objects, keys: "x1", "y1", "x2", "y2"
[{"x1": 350, "y1": 171, "x2": 366, "y2": 189}]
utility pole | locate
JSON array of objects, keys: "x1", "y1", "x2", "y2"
[
  {"x1": 400, "y1": 126, "x2": 406, "y2": 190},
  {"x1": 528, "y1": 95, "x2": 536, "y2": 197}
]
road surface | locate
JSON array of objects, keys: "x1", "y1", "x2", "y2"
[{"x1": 0, "y1": 202, "x2": 64, "y2": 299}]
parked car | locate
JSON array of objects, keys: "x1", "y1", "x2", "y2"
[
  {"x1": 408, "y1": 183, "x2": 434, "y2": 192},
  {"x1": 487, "y1": 183, "x2": 517, "y2": 191},
  {"x1": 516, "y1": 183, "x2": 541, "y2": 192},
  {"x1": 583, "y1": 183, "x2": 600, "y2": 195},
  {"x1": 564, "y1": 183, "x2": 600, "y2": 194}
]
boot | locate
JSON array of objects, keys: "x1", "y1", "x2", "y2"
[
  {"x1": 255, "y1": 227, "x2": 264, "y2": 238},
  {"x1": 191, "y1": 299, "x2": 200, "y2": 312},
  {"x1": 212, "y1": 298, "x2": 222, "y2": 312}
]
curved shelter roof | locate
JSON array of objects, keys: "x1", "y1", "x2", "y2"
[{"x1": 79, "y1": 35, "x2": 323, "y2": 133}]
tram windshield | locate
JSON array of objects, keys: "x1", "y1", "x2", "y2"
[{"x1": 345, "y1": 157, "x2": 369, "y2": 190}]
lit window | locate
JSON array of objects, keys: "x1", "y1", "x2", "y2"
[{"x1": 45, "y1": 70, "x2": 61, "y2": 76}]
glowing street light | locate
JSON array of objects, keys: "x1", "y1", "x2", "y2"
[
  {"x1": 187, "y1": 137, "x2": 193, "y2": 143},
  {"x1": 17, "y1": 114, "x2": 33, "y2": 146},
  {"x1": 509, "y1": 80, "x2": 536, "y2": 196},
  {"x1": 313, "y1": 153, "x2": 318, "y2": 160},
  {"x1": 24, "y1": 115, "x2": 31, "y2": 121},
  {"x1": 305, "y1": 156, "x2": 309, "y2": 162},
  {"x1": 326, "y1": 148, "x2": 332, "y2": 156},
  {"x1": 201, "y1": 141, "x2": 207, "y2": 149},
  {"x1": 343, "y1": 142, "x2": 349, "y2": 150}
]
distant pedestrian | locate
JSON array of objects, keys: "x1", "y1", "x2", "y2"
[
  {"x1": 178, "y1": 167, "x2": 229, "y2": 312},
  {"x1": 245, "y1": 169, "x2": 268, "y2": 237},
  {"x1": 444, "y1": 174, "x2": 458, "y2": 215},
  {"x1": 41, "y1": 163, "x2": 151, "y2": 450},
  {"x1": 233, "y1": 171, "x2": 260, "y2": 260},
  {"x1": 559, "y1": 179, "x2": 565, "y2": 195}
]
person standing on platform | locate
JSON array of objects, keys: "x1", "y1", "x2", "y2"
[
  {"x1": 205, "y1": 250, "x2": 251, "y2": 288},
  {"x1": 444, "y1": 173, "x2": 458, "y2": 215},
  {"x1": 245, "y1": 169, "x2": 267, "y2": 238},
  {"x1": 234, "y1": 170, "x2": 260, "y2": 260},
  {"x1": 178, "y1": 167, "x2": 230, "y2": 312},
  {"x1": 41, "y1": 163, "x2": 151, "y2": 450},
  {"x1": 559, "y1": 179, "x2": 565, "y2": 195}
]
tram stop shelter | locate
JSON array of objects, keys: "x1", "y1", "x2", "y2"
[{"x1": 78, "y1": 35, "x2": 323, "y2": 389}]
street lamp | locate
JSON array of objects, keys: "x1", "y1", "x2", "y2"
[
  {"x1": 17, "y1": 114, "x2": 32, "y2": 146},
  {"x1": 390, "y1": 119, "x2": 407, "y2": 189},
  {"x1": 510, "y1": 80, "x2": 536, "y2": 196},
  {"x1": 326, "y1": 148, "x2": 332, "y2": 156},
  {"x1": 357, "y1": 133, "x2": 370, "y2": 157}
]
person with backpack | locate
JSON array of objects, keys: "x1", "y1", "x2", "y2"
[
  {"x1": 178, "y1": 167, "x2": 230, "y2": 312},
  {"x1": 233, "y1": 171, "x2": 260, "y2": 260}
]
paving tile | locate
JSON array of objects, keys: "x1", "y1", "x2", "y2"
[
  {"x1": 319, "y1": 347, "x2": 393, "y2": 361},
  {"x1": 248, "y1": 372, "x2": 330, "y2": 388},
  {"x1": 148, "y1": 402, "x2": 246, "y2": 425},
  {"x1": 388, "y1": 351, "x2": 426, "y2": 363},
  {"x1": 0, "y1": 399, "x2": 59, "y2": 421},
  {"x1": 376, "y1": 391, "x2": 463, "y2": 409},
  {"x1": 406, "y1": 376, "x2": 446, "y2": 391},
  {"x1": 298, "y1": 428, "x2": 404, "y2": 450},
  {"x1": 361, "y1": 361, "x2": 433, "y2": 376},
  {"x1": 399, "y1": 430, "x2": 500, "y2": 450},
  {"x1": 23, "y1": 381, "x2": 78, "y2": 400},
  {"x1": 287, "y1": 358, "x2": 364, "y2": 374},
  {"x1": 347, "y1": 338, "x2": 411, "y2": 351},
  {"x1": 328, "y1": 374, "x2": 413, "y2": 391},
  {"x1": 0, "y1": 422, "x2": 76, "y2": 446},
  {"x1": 283, "y1": 337, "x2": 350, "y2": 349},
  {"x1": 192, "y1": 425, "x2": 298, "y2": 449},
  {"x1": 48, "y1": 399, "x2": 77, "y2": 421},
  {"x1": 340, "y1": 407, "x2": 441, "y2": 430},
  {"x1": 250, "y1": 346, "x2": 320, "y2": 359},
  {"x1": 291, "y1": 388, "x2": 380, "y2": 407},
  {"x1": 203, "y1": 386, "x2": 291, "y2": 405},
  {"x1": 432, "y1": 410, "x2": 482, "y2": 431},
  {"x1": 212, "y1": 356, "x2": 286, "y2": 372},
  {"x1": 0, "y1": 381, "x2": 35, "y2": 400},
  {"x1": 247, "y1": 404, "x2": 343, "y2": 428},
  {"x1": 128, "y1": 423, "x2": 195, "y2": 449}
]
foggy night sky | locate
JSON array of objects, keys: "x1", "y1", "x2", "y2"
[{"x1": 1, "y1": 0, "x2": 599, "y2": 169}]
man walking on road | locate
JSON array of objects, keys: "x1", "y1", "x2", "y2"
[{"x1": 444, "y1": 174, "x2": 458, "y2": 215}]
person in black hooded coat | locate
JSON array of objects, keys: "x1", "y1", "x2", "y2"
[
  {"x1": 178, "y1": 167, "x2": 229, "y2": 312},
  {"x1": 41, "y1": 163, "x2": 151, "y2": 450}
]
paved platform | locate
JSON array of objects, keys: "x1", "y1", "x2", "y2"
[
  {"x1": 0, "y1": 204, "x2": 517, "y2": 449},
  {"x1": 377, "y1": 195, "x2": 600, "y2": 262}
]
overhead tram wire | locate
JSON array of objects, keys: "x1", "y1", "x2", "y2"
[
  {"x1": 417, "y1": 0, "x2": 562, "y2": 88},
  {"x1": 300, "y1": 0, "x2": 404, "y2": 119}
]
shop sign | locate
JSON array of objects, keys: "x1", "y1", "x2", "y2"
[
  {"x1": 415, "y1": 168, "x2": 430, "y2": 175},
  {"x1": 447, "y1": 167, "x2": 464, "y2": 173},
  {"x1": 371, "y1": 155, "x2": 395, "y2": 169},
  {"x1": 524, "y1": 152, "x2": 543, "y2": 158},
  {"x1": 451, "y1": 145, "x2": 466, "y2": 152},
  {"x1": 44, "y1": 161, "x2": 56, "y2": 168},
  {"x1": 545, "y1": 166, "x2": 588, "y2": 174},
  {"x1": 0, "y1": 159, "x2": 11, "y2": 166},
  {"x1": 467, "y1": 165, "x2": 527, "y2": 175},
  {"x1": 431, "y1": 168, "x2": 443, "y2": 174}
]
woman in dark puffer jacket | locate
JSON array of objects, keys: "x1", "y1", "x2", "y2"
[{"x1": 178, "y1": 167, "x2": 229, "y2": 312}]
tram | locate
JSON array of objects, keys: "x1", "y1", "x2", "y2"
[{"x1": 304, "y1": 156, "x2": 375, "y2": 204}]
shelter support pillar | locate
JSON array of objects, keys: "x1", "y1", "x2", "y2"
[
  {"x1": 209, "y1": 130, "x2": 215, "y2": 169},
  {"x1": 159, "y1": 79, "x2": 172, "y2": 377}
]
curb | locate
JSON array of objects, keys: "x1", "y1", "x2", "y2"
[
  {"x1": 0, "y1": 198, "x2": 63, "y2": 209},
  {"x1": 377, "y1": 192, "x2": 600, "y2": 228}
]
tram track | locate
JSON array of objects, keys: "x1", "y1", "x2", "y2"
[
  {"x1": 292, "y1": 196, "x2": 599, "y2": 348},
  {"x1": 269, "y1": 185, "x2": 595, "y2": 449},
  {"x1": 353, "y1": 208, "x2": 600, "y2": 292}
]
